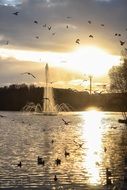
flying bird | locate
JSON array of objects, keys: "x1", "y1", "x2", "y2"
[
  {"x1": 62, "y1": 118, "x2": 71, "y2": 125},
  {"x1": 35, "y1": 36, "x2": 39, "y2": 39},
  {"x1": 21, "y1": 72, "x2": 36, "y2": 78},
  {"x1": 48, "y1": 25, "x2": 51, "y2": 30},
  {"x1": 75, "y1": 39, "x2": 80, "y2": 44},
  {"x1": 66, "y1": 25, "x2": 69, "y2": 29},
  {"x1": 12, "y1": 12, "x2": 19, "y2": 16},
  {"x1": 115, "y1": 33, "x2": 118, "y2": 36},
  {"x1": 101, "y1": 24, "x2": 104, "y2": 27},
  {"x1": 66, "y1": 16, "x2": 71, "y2": 19},
  {"x1": 120, "y1": 40, "x2": 125, "y2": 46},
  {"x1": 34, "y1": 20, "x2": 38, "y2": 24},
  {"x1": 89, "y1": 35, "x2": 93, "y2": 38},
  {"x1": 17, "y1": 161, "x2": 22, "y2": 168},
  {"x1": 73, "y1": 140, "x2": 84, "y2": 148},
  {"x1": 52, "y1": 32, "x2": 55, "y2": 35},
  {"x1": 88, "y1": 20, "x2": 91, "y2": 24}
]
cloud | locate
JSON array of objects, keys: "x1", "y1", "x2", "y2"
[
  {"x1": 0, "y1": 0, "x2": 23, "y2": 7},
  {"x1": 95, "y1": 0, "x2": 112, "y2": 2}
]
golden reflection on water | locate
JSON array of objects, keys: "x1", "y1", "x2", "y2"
[{"x1": 82, "y1": 110, "x2": 104, "y2": 185}]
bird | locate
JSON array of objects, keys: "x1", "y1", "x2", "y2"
[
  {"x1": 37, "y1": 156, "x2": 45, "y2": 166},
  {"x1": 34, "y1": 20, "x2": 38, "y2": 24},
  {"x1": 89, "y1": 35, "x2": 93, "y2": 38},
  {"x1": 55, "y1": 158, "x2": 61, "y2": 166},
  {"x1": 17, "y1": 161, "x2": 22, "y2": 168},
  {"x1": 54, "y1": 175, "x2": 58, "y2": 181},
  {"x1": 101, "y1": 24, "x2": 104, "y2": 27},
  {"x1": 35, "y1": 36, "x2": 39, "y2": 39},
  {"x1": 65, "y1": 150, "x2": 70, "y2": 157},
  {"x1": 12, "y1": 12, "x2": 19, "y2": 16},
  {"x1": 111, "y1": 126, "x2": 117, "y2": 129},
  {"x1": 52, "y1": 32, "x2": 55, "y2": 35},
  {"x1": 66, "y1": 16, "x2": 71, "y2": 19},
  {"x1": 120, "y1": 40, "x2": 125, "y2": 46},
  {"x1": 115, "y1": 33, "x2": 118, "y2": 36},
  {"x1": 75, "y1": 39, "x2": 80, "y2": 44},
  {"x1": 104, "y1": 147, "x2": 107, "y2": 153},
  {"x1": 48, "y1": 25, "x2": 51, "y2": 30},
  {"x1": 118, "y1": 33, "x2": 121, "y2": 36},
  {"x1": 66, "y1": 25, "x2": 69, "y2": 29},
  {"x1": 88, "y1": 20, "x2": 91, "y2": 24},
  {"x1": 0, "y1": 114, "x2": 6, "y2": 118},
  {"x1": 62, "y1": 118, "x2": 71, "y2": 125},
  {"x1": 21, "y1": 72, "x2": 36, "y2": 78},
  {"x1": 74, "y1": 140, "x2": 84, "y2": 148}
]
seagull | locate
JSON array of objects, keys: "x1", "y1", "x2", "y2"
[
  {"x1": 120, "y1": 40, "x2": 125, "y2": 46},
  {"x1": 21, "y1": 72, "x2": 36, "y2": 78},
  {"x1": 66, "y1": 16, "x2": 71, "y2": 19},
  {"x1": 0, "y1": 114, "x2": 6, "y2": 118},
  {"x1": 74, "y1": 140, "x2": 84, "y2": 148},
  {"x1": 65, "y1": 150, "x2": 70, "y2": 157},
  {"x1": 12, "y1": 12, "x2": 19, "y2": 16},
  {"x1": 75, "y1": 39, "x2": 80, "y2": 44},
  {"x1": 54, "y1": 175, "x2": 58, "y2": 181},
  {"x1": 62, "y1": 118, "x2": 71, "y2": 125},
  {"x1": 17, "y1": 161, "x2": 22, "y2": 168},
  {"x1": 88, "y1": 20, "x2": 91, "y2": 24},
  {"x1": 55, "y1": 158, "x2": 61, "y2": 166},
  {"x1": 89, "y1": 35, "x2": 93, "y2": 38},
  {"x1": 34, "y1": 20, "x2": 38, "y2": 24},
  {"x1": 37, "y1": 156, "x2": 45, "y2": 165},
  {"x1": 48, "y1": 25, "x2": 51, "y2": 30}
]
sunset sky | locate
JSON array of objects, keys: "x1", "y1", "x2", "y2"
[{"x1": 0, "y1": 0, "x2": 126, "y2": 90}]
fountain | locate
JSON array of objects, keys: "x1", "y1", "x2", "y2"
[
  {"x1": 22, "y1": 63, "x2": 73, "y2": 114},
  {"x1": 42, "y1": 63, "x2": 57, "y2": 115}
]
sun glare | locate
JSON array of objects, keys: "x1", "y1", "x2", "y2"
[
  {"x1": 0, "y1": 46, "x2": 120, "y2": 77},
  {"x1": 67, "y1": 46, "x2": 120, "y2": 76}
]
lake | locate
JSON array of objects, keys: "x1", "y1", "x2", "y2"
[{"x1": 0, "y1": 111, "x2": 127, "y2": 190}]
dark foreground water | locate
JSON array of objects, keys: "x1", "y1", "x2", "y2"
[{"x1": 0, "y1": 111, "x2": 127, "y2": 190}]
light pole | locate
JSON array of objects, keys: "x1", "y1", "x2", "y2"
[{"x1": 89, "y1": 75, "x2": 92, "y2": 95}]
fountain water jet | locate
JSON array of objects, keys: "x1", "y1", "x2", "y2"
[
  {"x1": 22, "y1": 64, "x2": 72, "y2": 114},
  {"x1": 42, "y1": 63, "x2": 57, "y2": 115}
]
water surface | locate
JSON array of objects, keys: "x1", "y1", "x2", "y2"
[{"x1": 0, "y1": 111, "x2": 127, "y2": 189}]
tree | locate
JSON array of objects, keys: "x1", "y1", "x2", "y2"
[{"x1": 109, "y1": 56, "x2": 127, "y2": 93}]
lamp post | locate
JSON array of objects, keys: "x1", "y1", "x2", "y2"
[{"x1": 89, "y1": 75, "x2": 92, "y2": 95}]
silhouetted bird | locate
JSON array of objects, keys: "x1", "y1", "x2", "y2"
[
  {"x1": 21, "y1": 72, "x2": 36, "y2": 78},
  {"x1": 88, "y1": 20, "x2": 91, "y2": 24},
  {"x1": 0, "y1": 114, "x2": 6, "y2": 118},
  {"x1": 13, "y1": 12, "x2": 19, "y2": 15},
  {"x1": 115, "y1": 33, "x2": 118, "y2": 36},
  {"x1": 101, "y1": 24, "x2": 104, "y2": 27},
  {"x1": 54, "y1": 175, "x2": 57, "y2": 181},
  {"x1": 74, "y1": 140, "x2": 84, "y2": 148},
  {"x1": 48, "y1": 25, "x2": 51, "y2": 30},
  {"x1": 66, "y1": 25, "x2": 69, "y2": 29},
  {"x1": 104, "y1": 147, "x2": 107, "y2": 153},
  {"x1": 118, "y1": 34, "x2": 121, "y2": 36},
  {"x1": 76, "y1": 39, "x2": 80, "y2": 44},
  {"x1": 51, "y1": 139, "x2": 54, "y2": 144},
  {"x1": 17, "y1": 161, "x2": 22, "y2": 168},
  {"x1": 89, "y1": 35, "x2": 93, "y2": 38},
  {"x1": 37, "y1": 156, "x2": 45, "y2": 166},
  {"x1": 52, "y1": 32, "x2": 55, "y2": 35},
  {"x1": 34, "y1": 20, "x2": 38, "y2": 24},
  {"x1": 35, "y1": 36, "x2": 39, "y2": 39},
  {"x1": 55, "y1": 158, "x2": 61, "y2": 166},
  {"x1": 62, "y1": 118, "x2": 71, "y2": 125},
  {"x1": 66, "y1": 16, "x2": 71, "y2": 19},
  {"x1": 120, "y1": 40, "x2": 125, "y2": 46},
  {"x1": 65, "y1": 150, "x2": 70, "y2": 157}
]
